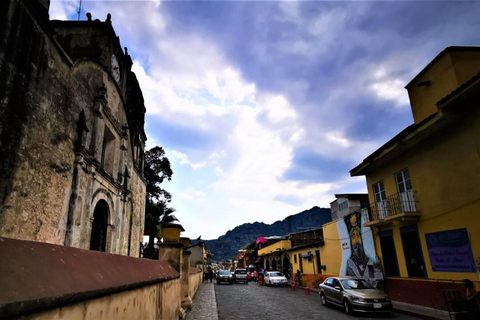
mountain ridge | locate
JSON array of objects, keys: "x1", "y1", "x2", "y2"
[{"x1": 203, "y1": 206, "x2": 331, "y2": 261}]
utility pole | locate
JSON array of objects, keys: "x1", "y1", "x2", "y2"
[{"x1": 77, "y1": 0, "x2": 82, "y2": 21}]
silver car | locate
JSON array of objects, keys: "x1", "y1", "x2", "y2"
[
  {"x1": 234, "y1": 268, "x2": 248, "y2": 284},
  {"x1": 216, "y1": 270, "x2": 233, "y2": 285},
  {"x1": 319, "y1": 277, "x2": 392, "y2": 314}
]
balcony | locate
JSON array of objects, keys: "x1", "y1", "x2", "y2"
[{"x1": 364, "y1": 190, "x2": 420, "y2": 227}]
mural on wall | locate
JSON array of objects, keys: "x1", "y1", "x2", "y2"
[{"x1": 338, "y1": 211, "x2": 382, "y2": 284}]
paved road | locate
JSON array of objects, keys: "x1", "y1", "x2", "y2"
[{"x1": 215, "y1": 282, "x2": 421, "y2": 320}]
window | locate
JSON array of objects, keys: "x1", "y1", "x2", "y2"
[
  {"x1": 299, "y1": 252, "x2": 303, "y2": 272},
  {"x1": 373, "y1": 181, "x2": 386, "y2": 202},
  {"x1": 395, "y1": 168, "x2": 412, "y2": 193},
  {"x1": 339, "y1": 200, "x2": 348, "y2": 211},
  {"x1": 373, "y1": 181, "x2": 389, "y2": 219},
  {"x1": 294, "y1": 254, "x2": 297, "y2": 264},
  {"x1": 315, "y1": 250, "x2": 322, "y2": 274},
  {"x1": 333, "y1": 279, "x2": 341, "y2": 289},
  {"x1": 325, "y1": 278, "x2": 334, "y2": 287},
  {"x1": 395, "y1": 168, "x2": 416, "y2": 212}
]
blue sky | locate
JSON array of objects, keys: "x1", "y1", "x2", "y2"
[{"x1": 50, "y1": 0, "x2": 480, "y2": 240}]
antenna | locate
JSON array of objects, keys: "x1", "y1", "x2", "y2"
[{"x1": 77, "y1": 0, "x2": 82, "y2": 21}]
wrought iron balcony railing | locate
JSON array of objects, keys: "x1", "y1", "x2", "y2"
[{"x1": 364, "y1": 190, "x2": 417, "y2": 223}]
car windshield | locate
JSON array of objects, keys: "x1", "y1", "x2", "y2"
[
  {"x1": 268, "y1": 272, "x2": 283, "y2": 277},
  {"x1": 219, "y1": 270, "x2": 230, "y2": 275},
  {"x1": 235, "y1": 270, "x2": 247, "y2": 274},
  {"x1": 340, "y1": 279, "x2": 373, "y2": 289}
]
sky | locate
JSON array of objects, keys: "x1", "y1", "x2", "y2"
[{"x1": 49, "y1": 0, "x2": 480, "y2": 240}]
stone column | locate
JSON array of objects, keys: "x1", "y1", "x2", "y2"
[{"x1": 158, "y1": 242, "x2": 183, "y2": 272}]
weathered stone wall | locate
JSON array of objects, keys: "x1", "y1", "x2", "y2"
[{"x1": 0, "y1": 0, "x2": 147, "y2": 256}]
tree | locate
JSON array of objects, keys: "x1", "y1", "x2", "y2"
[{"x1": 143, "y1": 146, "x2": 178, "y2": 249}]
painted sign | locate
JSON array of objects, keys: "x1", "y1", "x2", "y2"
[
  {"x1": 425, "y1": 228, "x2": 475, "y2": 273},
  {"x1": 337, "y1": 211, "x2": 382, "y2": 284}
]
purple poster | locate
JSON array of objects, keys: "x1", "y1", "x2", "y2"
[{"x1": 425, "y1": 228, "x2": 475, "y2": 273}]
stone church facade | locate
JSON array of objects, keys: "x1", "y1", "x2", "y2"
[{"x1": 0, "y1": 0, "x2": 147, "y2": 257}]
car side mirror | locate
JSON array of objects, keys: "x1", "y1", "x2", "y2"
[{"x1": 334, "y1": 286, "x2": 342, "y2": 291}]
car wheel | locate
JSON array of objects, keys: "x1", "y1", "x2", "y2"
[
  {"x1": 217, "y1": 280, "x2": 220, "y2": 284},
  {"x1": 343, "y1": 300, "x2": 353, "y2": 315},
  {"x1": 269, "y1": 280, "x2": 272, "y2": 286},
  {"x1": 320, "y1": 293, "x2": 327, "y2": 306}
]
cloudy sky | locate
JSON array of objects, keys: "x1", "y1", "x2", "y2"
[{"x1": 50, "y1": 0, "x2": 480, "y2": 240}]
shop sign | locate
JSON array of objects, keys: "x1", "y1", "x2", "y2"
[{"x1": 425, "y1": 228, "x2": 476, "y2": 273}]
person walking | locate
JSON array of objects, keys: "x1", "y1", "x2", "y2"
[
  {"x1": 209, "y1": 268, "x2": 214, "y2": 283},
  {"x1": 462, "y1": 279, "x2": 480, "y2": 319}
]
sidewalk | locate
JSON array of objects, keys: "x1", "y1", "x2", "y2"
[{"x1": 186, "y1": 282, "x2": 218, "y2": 320}]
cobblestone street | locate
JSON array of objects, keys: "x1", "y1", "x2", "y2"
[{"x1": 214, "y1": 282, "x2": 422, "y2": 320}]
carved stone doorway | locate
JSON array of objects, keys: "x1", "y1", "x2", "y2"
[{"x1": 90, "y1": 199, "x2": 109, "y2": 252}]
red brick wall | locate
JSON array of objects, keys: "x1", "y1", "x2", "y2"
[{"x1": 384, "y1": 278, "x2": 480, "y2": 310}]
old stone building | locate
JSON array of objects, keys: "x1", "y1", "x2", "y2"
[{"x1": 0, "y1": 0, "x2": 147, "y2": 257}]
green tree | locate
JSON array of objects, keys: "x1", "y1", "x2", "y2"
[{"x1": 144, "y1": 146, "x2": 178, "y2": 249}]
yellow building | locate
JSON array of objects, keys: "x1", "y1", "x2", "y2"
[
  {"x1": 258, "y1": 238, "x2": 291, "y2": 275},
  {"x1": 351, "y1": 47, "x2": 480, "y2": 311},
  {"x1": 287, "y1": 229, "x2": 327, "y2": 288}
]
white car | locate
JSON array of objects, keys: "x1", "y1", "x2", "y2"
[{"x1": 264, "y1": 271, "x2": 288, "y2": 286}]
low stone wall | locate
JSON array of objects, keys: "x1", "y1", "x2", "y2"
[
  {"x1": 0, "y1": 237, "x2": 181, "y2": 319},
  {"x1": 189, "y1": 267, "x2": 203, "y2": 298},
  {"x1": 21, "y1": 280, "x2": 181, "y2": 320}
]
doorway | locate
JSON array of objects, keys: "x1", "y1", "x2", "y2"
[
  {"x1": 400, "y1": 224, "x2": 427, "y2": 278},
  {"x1": 90, "y1": 200, "x2": 109, "y2": 252},
  {"x1": 379, "y1": 229, "x2": 399, "y2": 276}
]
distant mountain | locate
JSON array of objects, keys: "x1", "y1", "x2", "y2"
[{"x1": 203, "y1": 206, "x2": 331, "y2": 261}]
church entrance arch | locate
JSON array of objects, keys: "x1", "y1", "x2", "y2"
[{"x1": 90, "y1": 199, "x2": 109, "y2": 252}]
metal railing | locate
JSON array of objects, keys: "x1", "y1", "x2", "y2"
[{"x1": 364, "y1": 190, "x2": 417, "y2": 222}]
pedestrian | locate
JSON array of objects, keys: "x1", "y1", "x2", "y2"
[
  {"x1": 296, "y1": 269, "x2": 302, "y2": 286},
  {"x1": 253, "y1": 270, "x2": 258, "y2": 282},
  {"x1": 462, "y1": 279, "x2": 480, "y2": 319},
  {"x1": 258, "y1": 270, "x2": 264, "y2": 286},
  {"x1": 209, "y1": 268, "x2": 214, "y2": 283}
]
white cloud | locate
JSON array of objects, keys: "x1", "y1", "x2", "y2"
[
  {"x1": 171, "y1": 151, "x2": 207, "y2": 170},
  {"x1": 368, "y1": 67, "x2": 410, "y2": 106}
]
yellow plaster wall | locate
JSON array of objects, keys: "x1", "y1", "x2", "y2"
[
  {"x1": 258, "y1": 240, "x2": 291, "y2": 256},
  {"x1": 290, "y1": 247, "x2": 316, "y2": 275},
  {"x1": 407, "y1": 50, "x2": 480, "y2": 124},
  {"x1": 24, "y1": 279, "x2": 182, "y2": 320},
  {"x1": 320, "y1": 221, "x2": 343, "y2": 277},
  {"x1": 366, "y1": 107, "x2": 480, "y2": 281},
  {"x1": 189, "y1": 271, "x2": 203, "y2": 299}
]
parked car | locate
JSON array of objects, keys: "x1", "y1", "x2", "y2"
[
  {"x1": 264, "y1": 271, "x2": 287, "y2": 286},
  {"x1": 217, "y1": 270, "x2": 233, "y2": 285},
  {"x1": 234, "y1": 268, "x2": 248, "y2": 284},
  {"x1": 319, "y1": 277, "x2": 392, "y2": 315}
]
